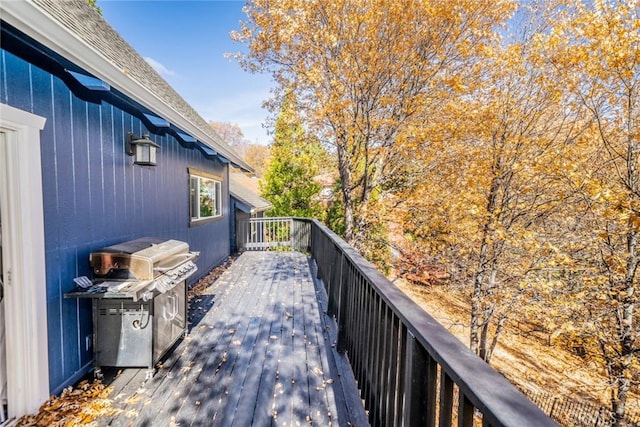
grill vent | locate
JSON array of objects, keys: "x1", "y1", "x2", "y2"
[{"x1": 99, "y1": 308, "x2": 129, "y2": 315}]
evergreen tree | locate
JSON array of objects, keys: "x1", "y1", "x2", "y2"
[{"x1": 261, "y1": 93, "x2": 324, "y2": 218}]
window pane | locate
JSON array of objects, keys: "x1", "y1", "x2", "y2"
[
  {"x1": 190, "y1": 176, "x2": 198, "y2": 219},
  {"x1": 199, "y1": 177, "x2": 216, "y2": 218}
]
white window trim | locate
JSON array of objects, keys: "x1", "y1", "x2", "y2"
[
  {"x1": 0, "y1": 103, "x2": 49, "y2": 417},
  {"x1": 189, "y1": 168, "x2": 223, "y2": 225}
]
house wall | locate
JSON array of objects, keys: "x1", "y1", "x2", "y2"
[
  {"x1": 230, "y1": 200, "x2": 238, "y2": 252},
  {"x1": 0, "y1": 48, "x2": 231, "y2": 393}
]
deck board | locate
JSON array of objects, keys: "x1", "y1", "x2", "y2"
[{"x1": 96, "y1": 251, "x2": 365, "y2": 426}]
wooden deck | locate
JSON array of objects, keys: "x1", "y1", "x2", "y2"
[{"x1": 95, "y1": 251, "x2": 367, "y2": 427}]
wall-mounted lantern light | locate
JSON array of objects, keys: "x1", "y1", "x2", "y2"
[{"x1": 127, "y1": 133, "x2": 159, "y2": 166}]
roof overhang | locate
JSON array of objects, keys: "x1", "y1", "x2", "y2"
[
  {"x1": 230, "y1": 192, "x2": 272, "y2": 214},
  {"x1": 232, "y1": 197, "x2": 254, "y2": 214},
  {"x1": 0, "y1": 1, "x2": 253, "y2": 172}
]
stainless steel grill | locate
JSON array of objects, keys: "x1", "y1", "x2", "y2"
[{"x1": 66, "y1": 237, "x2": 199, "y2": 379}]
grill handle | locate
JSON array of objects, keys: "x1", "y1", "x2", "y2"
[
  {"x1": 153, "y1": 252, "x2": 199, "y2": 272},
  {"x1": 163, "y1": 293, "x2": 178, "y2": 321}
]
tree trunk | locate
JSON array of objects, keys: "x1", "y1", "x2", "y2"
[
  {"x1": 612, "y1": 227, "x2": 639, "y2": 426},
  {"x1": 470, "y1": 270, "x2": 485, "y2": 357},
  {"x1": 471, "y1": 173, "x2": 501, "y2": 356},
  {"x1": 336, "y1": 134, "x2": 356, "y2": 245},
  {"x1": 485, "y1": 314, "x2": 506, "y2": 364},
  {"x1": 611, "y1": 87, "x2": 640, "y2": 426},
  {"x1": 611, "y1": 361, "x2": 631, "y2": 427},
  {"x1": 479, "y1": 316, "x2": 490, "y2": 362},
  {"x1": 478, "y1": 269, "x2": 499, "y2": 362},
  {"x1": 343, "y1": 192, "x2": 355, "y2": 245}
]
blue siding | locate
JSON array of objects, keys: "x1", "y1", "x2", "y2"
[{"x1": 0, "y1": 49, "x2": 232, "y2": 394}]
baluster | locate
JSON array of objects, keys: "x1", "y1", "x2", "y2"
[
  {"x1": 439, "y1": 371, "x2": 454, "y2": 427},
  {"x1": 403, "y1": 334, "x2": 429, "y2": 427},
  {"x1": 385, "y1": 312, "x2": 400, "y2": 427},
  {"x1": 458, "y1": 393, "x2": 474, "y2": 427},
  {"x1": 395, "y1": 323, "x2": 407, "y2": 427},
  {"x1": 426, "y1": 353, "x2": 437, "y2": 426},
  {"x1": 337, "y1": 252, "x2": 349, "y2": 353}
]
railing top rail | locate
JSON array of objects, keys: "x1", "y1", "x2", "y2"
[
  {"x1": 309, "y1": 219, "x2": 555, "y2": 427},
  {"x1": 238, "y1": 216, "x2": 311, "y2": 222}
]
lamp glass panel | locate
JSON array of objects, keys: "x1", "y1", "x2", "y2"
[{"x1": 135, "y1": 144, "x2": 155, "y2": 164}]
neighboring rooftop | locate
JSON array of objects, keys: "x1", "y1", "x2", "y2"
[{"x1": 230, "y1": 173, "x2": 272, "y2": 213}]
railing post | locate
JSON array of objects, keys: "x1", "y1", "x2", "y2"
[
  {"x1": 310, "y1": 221, "x2": 316, "y2": 259},
  {"x1": 290, "y1": 218, "x2": 296, "y2": 250}
]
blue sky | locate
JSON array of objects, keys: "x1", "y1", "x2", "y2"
[{"x1": 98, "y1": 0, "x2": 273, "y2": 145}]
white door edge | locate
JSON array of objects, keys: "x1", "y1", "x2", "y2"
[{"x1": 0, "y1": 103, "x2": 49, "y2": 418}]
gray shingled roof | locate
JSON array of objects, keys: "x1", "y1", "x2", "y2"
[
  {"x1": 230, "y1": 173, "x2": 272, "y2": 213},
  {"x1": 22, "y1": 0, "x2": 251, "y2": 170}
]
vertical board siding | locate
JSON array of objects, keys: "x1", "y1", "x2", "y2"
[
  {"x1": 1, "y1": 48, "x2": 231, "y2": 394},
  {"x1": 3, "y1": 51, "x2": 31, "y2": 111},
  {"x1": 87, "y1": 101, "x2": 104, "y2": 242}
]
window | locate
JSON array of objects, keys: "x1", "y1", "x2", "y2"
[{"x1": 189, "y1": 169, "x2": 222, "y2": 223}]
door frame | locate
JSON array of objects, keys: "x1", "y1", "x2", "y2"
[{"x1": 0, "y1": 103, "x2": 49, "y2": 417}]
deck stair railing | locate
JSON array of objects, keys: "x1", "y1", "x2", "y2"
[{"x1": 236, "y1": 217, "x2": 555, "y2": 427}]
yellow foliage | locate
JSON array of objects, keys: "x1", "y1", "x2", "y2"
[
  {"x1": 16, "y1": 380, "x2": 120, "y2": 426},
  {"x1": 234, "y1": 0, "x2": 517, "y2": 244},
  {"x1": 234, "y1": 0, "x2": 640, "y2": 416}
]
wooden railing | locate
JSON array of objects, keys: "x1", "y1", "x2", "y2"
[{"x1": 236, "y1": 217, "x2": 556, "y2": 427}]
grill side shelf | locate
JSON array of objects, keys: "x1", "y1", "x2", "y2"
[{"x1": 65, "y1": 279, "x2": 154, "y2": 301}]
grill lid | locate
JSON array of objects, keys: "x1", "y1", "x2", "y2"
[
  {"x1": 97, "y1": 237, "x2": 189, "y2": 261},
  {"x1": 69, "y1": 237, "x2": 199, "y2": 302},
  {"x1": 98, "y1": 237, "x2": 165, "y2": 254},
  {"x1": 90, "y1": 237, "x2": 192, "y2": 280}
]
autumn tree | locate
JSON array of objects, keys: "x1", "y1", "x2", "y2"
[
  {"x1": 232, "y1": 0, "x2": 515, "y2": 252},
  {"x1": 391, "y1": 1, "x2": 584, "y2": 364},
  {"x1": 209, "y1": 121, "x2": 249, "y2": 158},
  {"x1": 244, "y1": 144, "x2": 270, "y2": 177},
  {"x1": 260, "y1": 93, "x2": 326, "y2": 218},
  {"x1": 460, "y1": 4, "x2": 587, "y2": 364},
  {"x1": 534, "y1": 1, "x2": 640, "y2": 423},
  {"x1": 209, "y1": 121, "x2": 270, "y2": 174}
]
